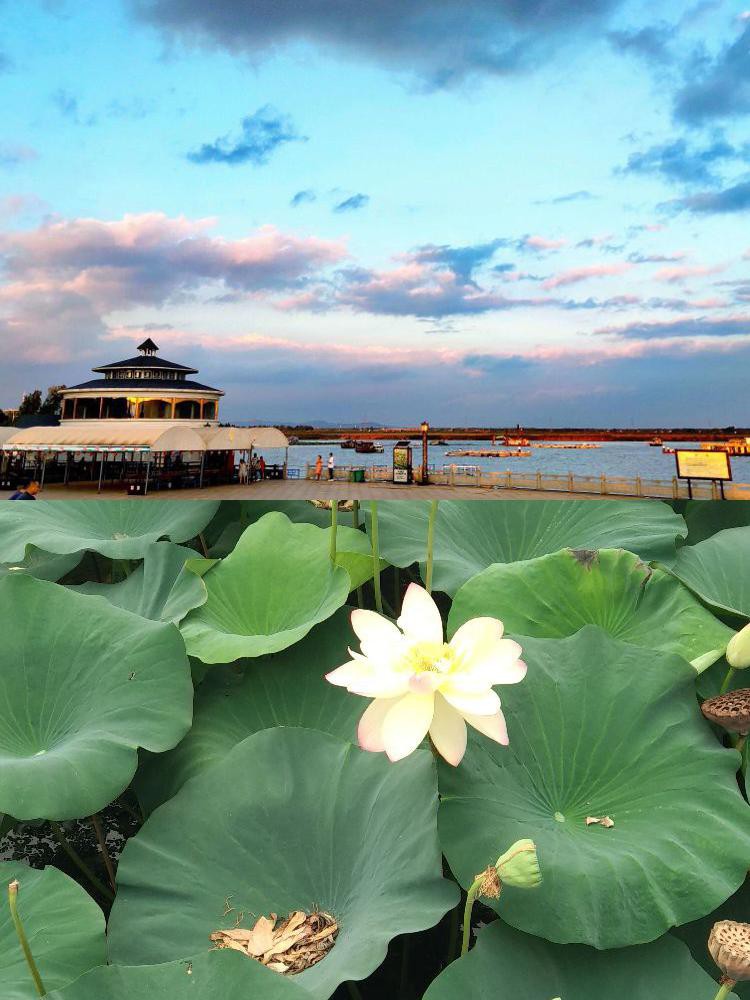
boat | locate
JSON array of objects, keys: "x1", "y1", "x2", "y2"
[
  {"x1": 502, "y1": 435, "x2": 530, "y2": 446},
  {"x1": 354, "y1": 440, "x2": 384, "y2": 453},
  {"x1": 662, "y1": 446, "x2": 676, "y2": 455},
  {"x1": 436, "y1": 439, "x2": 449, "y2": 446},
  {"x1": 648, "y1": 437, "x2": 663, "y2": 446},
  {"x1": 339, "y1": 438, "x2": 356, "y2": 449}
]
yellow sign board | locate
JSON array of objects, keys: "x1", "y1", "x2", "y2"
[{"x1": 675, "y1": 449, "x2": 732, "y2": 481}]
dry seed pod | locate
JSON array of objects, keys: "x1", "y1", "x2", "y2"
[
  {"x1": 701, "y1": 689, "x2": 750, "y2": 735},
  {"x1": 708, "y1": 920, "x2": 750, "y2": 982}
]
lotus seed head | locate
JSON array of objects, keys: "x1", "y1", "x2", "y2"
[
  {"x1": 701, "y1": 689, "x2": 750, "y2": 736},
  {"x1": 709, "y1": 920, "x2": 750, "y2": 982},
  {"x1": 474, "y1": 865, "x2": 502, "y2": 899},
  {"x1": 727, "y1": 623, "x2": 750, "y2": 669},
  {"x1": 494, "y1": 838, "x2": 542, "y2": 889}
]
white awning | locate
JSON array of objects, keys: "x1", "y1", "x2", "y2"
[
  {"x1": 196, "y1": 426, "x2": 289, "y2": 450},
  {"x1": 1, "y1": 424, "x2": 208, "y2": 453},
  {"x1": 0, "y1": 426, "x2": 17, "y2": 446}
]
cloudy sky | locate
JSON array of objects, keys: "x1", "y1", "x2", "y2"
[{"x1": 1, "y1": 0, "x2": 749, "y2": 425}]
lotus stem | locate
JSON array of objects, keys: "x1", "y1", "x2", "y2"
[
  {"x1": 89, "y1": 814, "x2": 116, "y2": 892},
  {"x1": 446, "y1": 900, "x2": 461, "y2": 962},
  {"x1": 393, "y1": 565, "x2": 400, "y2": 609},
  {"x1": 345, "y1": 982, "x2": 364, "y2": 1000},
  {"x1": 370, "y1": 502, "x2": 383, "y2": 614},
  {"x1": 49, "y1": 822, "x2": 114, "y2": 902},
  {"x1": 460, "y1": 875, "x2": 484, "y2": 957},
  {"x1": 198, "y1": 533, "x2": 209, "y2": 558},
  {"x1": 399, "y1": 934, "x2": 410, "y2": 997},
  {"x1": 352, "y1": 500, "x2": 360, "y2": 530},
  {"x1": 720, "y1": 666, "x2": 736, "y2": 695},
  {"x1": 713, "y1": 982, "x2": 736, "y2": 1000},
  {"x1": 330, "y1": 502, "x2": 338, "y2": 564},
  {"x1": 8, "y1": 880, "x2": 46, "y2": 997},
  {"x1": 425, "y1": 501, "x2": 438, "y2": 594}
]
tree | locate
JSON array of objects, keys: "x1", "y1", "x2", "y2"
[
  {"x1": 0, "y1": 408, "x2": 9, "y2": 427},
  {"x1": 18, "y1": 389, "x2": 42, "y2": 416},
  {"x1": 40, "y1": 384, "x2": 67, "y2": 416}
]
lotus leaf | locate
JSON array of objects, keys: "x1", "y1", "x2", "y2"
[
  {"x1": 0, "y1": 500, "x2": 218, "y2": 561},
  {"x1": 134, "y1": 609, "x2": 363, "y2": 814},
  {"x1": 0, "y1": 862, "x2": 105, "y2": 1000},
  {"x1": 0, "y1": 546, "x2": 83, "y2": 582},
  {"x1": 449, "y1": 548, "x2": 732, "y2": 669},
  {"x1": 70, "y1": 542, "x2": 208, "y2": 623},
  {"x1": 684, "y1": 500, "x2": 750, "y2": 545},
  {"x1": 368, "y1": 499, "x2": 686, "y2": 595},
  {"x1": 669, "y1": 526, "x2": 750, "y2": 618},
  {"x1": 108, "y1": 728, "x2": 459, "y2": 999},
  {"x1": 438, "y1": 627, "x2": 750, "y2": 948},
  {"x1": 46, "y1": 950, "x2": 307, "y2": 999},
  {"x1": 424, "y1": 921, "x2": 737, "y2": 1000},
  {"x1": 0, "y1": 575, "x2": 193, "y2": 820},
  {"x1": 204, "y1": 501, "x2": 337, "y2": 555},
  {"x1": 179, "y1": 513, "x2": 352, "y2": 663}
]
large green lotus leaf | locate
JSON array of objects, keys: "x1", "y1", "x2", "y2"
[
  {"x1": 423, "y1": 921, "x2": 737, "y2": 1000},
  {"x1": 204, "y1": 501, "x2": 337, "y2": 555},
  {"x1": 0, "y1": 575, "x2": 193, "y2": 820},
  {"x1": 180, "y1": 513, "x2": 352, "y2": 663},
  {"x1": 0, "y1": 862, "x2": 105, "y2": 1000},
  {"x1": 69, "y1": 542, "x2": 208, "y2": 623},
  {"x1": 368, "y1": 500, "x2": 686, "y2": 596},
  {"x1": 0, "y1": 500, "x2": 219, "y2": 561},
  {"x1": 685, "y1": 500, "x2": 750, "y2": 544},
  {"x1": 449, "y1": 548, "x2": 732, "y2": 670},
  {"x1": 438, "y1": 627, "x2": 750, "y2": 949},
  {"x1": 108, "y1": 728, "x2": 458, "y2": 999},
  {"x1": 668, "y1": 526, "x2": 750, "y2": 618},
  {"x1": 673, "y1": 877, "x2": 750, "y2": 998},
  {"x1": 134, "y1": 609, "x2": 363, "y2": 815},
  {"x1": 46, "y1": 950, "x2": 307, "y2": 1000},
  {"x1": 0, "y1": 545, "x2": 83, "y2": 582}
]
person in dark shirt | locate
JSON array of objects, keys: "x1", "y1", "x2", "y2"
[{"x1": 8, "y1": 480, "x2": 40, "y2": 500}]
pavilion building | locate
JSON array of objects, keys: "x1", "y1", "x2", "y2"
[{"x1": 60, "y1": 338, "x2": 223, "y2": 426}]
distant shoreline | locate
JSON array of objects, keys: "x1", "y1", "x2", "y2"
[{"x1": 281, "y1": 427, "x2": 750, "y2": 443}]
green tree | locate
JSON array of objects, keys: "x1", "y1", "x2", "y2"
[
  {"x1": 18, "y1": 389, "x2": 42, "y2": 416},
  {"x1": 40, "y1": 384, "x2": 67, "y2": 416}
]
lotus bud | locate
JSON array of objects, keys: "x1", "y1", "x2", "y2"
[
  {"x1": 709, "y1": 920, "x2": 750, "y2": 982},
  {"x1": 494, "y1": 838, "x2": 542, "y2": 889},
  {"x1": 701, "y1": 689, "x2": 750, "y2": 736},
  {"x1": 727, "y1": 624, "x2": 750, "y2": 669}
]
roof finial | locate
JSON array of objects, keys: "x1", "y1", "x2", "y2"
[{"x1": 137, "y1": 337, "x2": 159, "y2": 356}]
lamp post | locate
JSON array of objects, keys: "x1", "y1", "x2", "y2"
[{"x1": 420, "y1": 420, "x2": 429, "y2": 484}]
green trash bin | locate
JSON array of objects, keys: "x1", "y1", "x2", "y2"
[{"x1": 352, "y1": 469, "x2": 365, "y2": 483}]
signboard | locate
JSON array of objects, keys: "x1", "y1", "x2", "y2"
[
  {"x1": 675, "y1": 449, "x2": 732, "y2": 482},
  {"x1": 393, "y1": 442, "x2": 412, "y2": 484}
]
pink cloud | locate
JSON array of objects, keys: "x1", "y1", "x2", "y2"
[
  {"x1": 654, "y1": 263, "x2": 724, "y2": 283},
  {"x1": 521, "y1": 235, "x2": 567, "y2": 251},
  {"x1": 543, "y1": 263, "x2": 632, "y2": 289}
]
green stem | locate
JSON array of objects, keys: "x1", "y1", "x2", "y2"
[
  {"x1": 720, "y1": 666, "x2": 736, "y2": 694},
  {"x1": 393, "y1": 565, "x2": 400, "y2": 611},
  {"x1": 198, "y1": 533, "x2": 209, "y2": 558},
  {"x1": 49, "y1": 822, "x2": 114, "y2": 902},
  {"x1": 352, "y1": 500, "x2": 360, "y2": 530},
  {"x1": 425, "y1": 501, "x2": 438, "y2": 594},
  {"x1": 460, "y1": 876, "x2": 483, "y2": 957},
  {"x1": 330, "y1": 502, "x2": 338, "y2": 564},
  {"x1": 713, "y1": 982, "x2": 736, "y2": 1000},
  {"x1": 8, "y1": 880, "x2": 46, "y2": 997},
  {"x1": 399, "y1": 934, "x2": 410, "y2": 997},
  {"x1": 370, "y1": 501, "x2": 383, "y2": 614},
  {"x1": 346, "y1": 982, "x2": 364, "y2": 1000},
  {"x1": 89, "y1": 814, "x2": 116, "y2": 892}
]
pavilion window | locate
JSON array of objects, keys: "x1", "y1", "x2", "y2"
[
  {"x1": 203, "y1": 400, "x2": 217, "y2": 420},
  {"x1": 175, "y1": 398, "x2": 201, "y2": 419}
]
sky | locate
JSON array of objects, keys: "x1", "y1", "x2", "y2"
[{"x1": 1, "y1": 0, "x2": 750, "y2": 426}]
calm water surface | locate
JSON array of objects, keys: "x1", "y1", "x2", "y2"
[{"x1": 258, "y1": 439, "x2": 750, "y2": 482}]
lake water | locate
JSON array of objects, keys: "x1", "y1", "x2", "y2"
[{"x1": 256, "y1": 439, "x2": 750, "y2": 483}]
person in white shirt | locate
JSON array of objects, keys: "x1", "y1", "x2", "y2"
[{"x1": 327, "y1": 453, "x2": 335, "y2": 480}]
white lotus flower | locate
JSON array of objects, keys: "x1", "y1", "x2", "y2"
[{"x1": 326, "y1": 583, "x2": 526, "y2": 766}]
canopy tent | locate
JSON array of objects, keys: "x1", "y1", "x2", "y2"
[
  {"x1": 196, "y1": 426, "x2": 289, "y2": 450},
  {"x1": 0, "y1": 426, "x2": 17, "y2": 447},
  {"x1": 2, "y1": 425, "x2": 208, "y2": 453}
]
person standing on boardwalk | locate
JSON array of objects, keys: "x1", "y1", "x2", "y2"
[
  {"x1": 8, "y1": 479, "x2": 40, "y2": 500},
  {"x1": 238, "y1": 457, "x2": 248, "y2": 484},
  {"x1": 259, "y1": 455, "x2": 266, "y2": 480},
  {"x1": 314, "y1": 454, "x2": 323, "y2": 480},
  {"x1": 327, "y1": 453, "x2": 335, "y2": 480}
]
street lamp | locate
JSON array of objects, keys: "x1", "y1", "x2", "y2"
[{"x1": 420, "y1": 420, "x2": 429, "y2": 484}]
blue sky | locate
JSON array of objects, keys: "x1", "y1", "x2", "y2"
[{"x1": 1, "y1": 0, "x2": 750, "y2": 425}]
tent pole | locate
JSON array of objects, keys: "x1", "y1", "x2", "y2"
[
  {"x1": 144, "y1": 454, "x2": 152, "y2": 495},
  {"x1": 199, "y1": 451, "x2": 205, "y2": 488},
  {"x1": 97, "y1": 452, "x2": 105, "y2": 493},
  {"x1": 64, "y1": 453, "x2": 70, "y2": 484},
  {"x1": 39, "y1": 452, "x2": 46, "y2": 490},
  {"x1": 284, "y1": 446, "x2": 288, "y2": 479}
]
